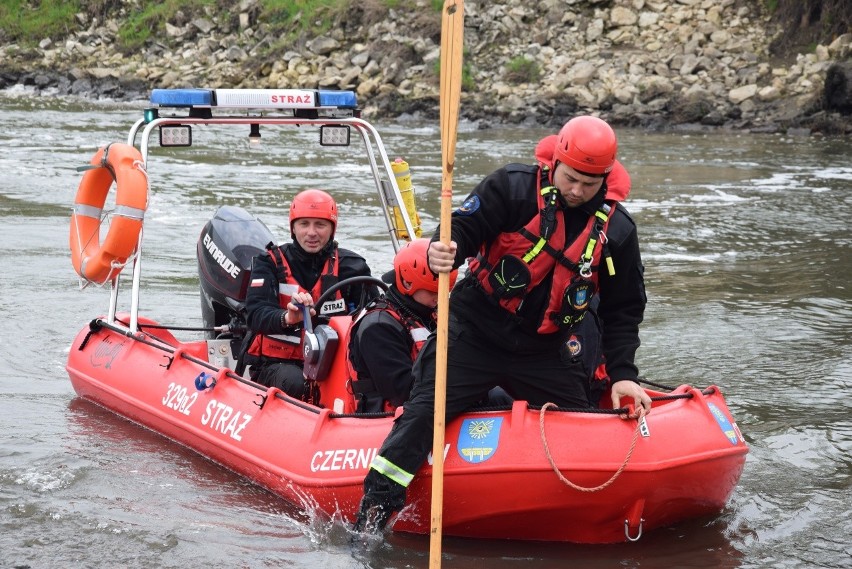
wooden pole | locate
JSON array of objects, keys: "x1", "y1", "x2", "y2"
[{"x1": 431, "y1": 1, "x2": 463, "y2": 567}]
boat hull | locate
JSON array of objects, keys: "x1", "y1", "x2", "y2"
[{"x1": 66, "y1": 316, "x2": 748, "y2": 543}]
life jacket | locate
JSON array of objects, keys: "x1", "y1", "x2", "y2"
[
  {"x1": 247, "y1": 245, "x2": 344, "y2": 362},
  {"x1": 468, "y1": 167, "x2": 616, "y2": 334},
  {"x1": 346, "y1": 297, "x2": 431, "y2": 412}
]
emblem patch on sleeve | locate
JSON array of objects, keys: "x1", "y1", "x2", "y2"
[{"x1": 455, "y1": 195, "x2": 480, "y2": 216}]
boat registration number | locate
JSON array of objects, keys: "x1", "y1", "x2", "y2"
[{"x1": 162, "y1": 382, "x2": 199, "y2": 416}]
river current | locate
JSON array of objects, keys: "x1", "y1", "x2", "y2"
[{"x1": 0, "y1": 89, "x2": 850, "y2": 568}]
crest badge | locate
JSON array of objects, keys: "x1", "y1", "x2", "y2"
[
  {"x1": 456, "y1": 195, "x2": 480, "y2": 216},
  {"x1": 457, "y1": 418, "x2": 503, "y2": 463},
  {"x1": 566, "y1": 335, "x2": 582, "y2": 357},
  {"x1": 707, "y1": 402, "x2": 739, "y2": 445}
]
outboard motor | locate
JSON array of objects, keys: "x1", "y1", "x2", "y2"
[{"x1": 197, "y1": 205, "x2": 275, "y2": 341}]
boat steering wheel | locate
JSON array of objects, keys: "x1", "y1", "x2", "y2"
[{"x1": 315, "y1": 275, "x2": 388, "y2": 316}]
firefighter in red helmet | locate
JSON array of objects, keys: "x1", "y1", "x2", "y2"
[
  {"x1": 347, "y1": 239, "x2": 511, "y2": 414},
  {"x1": 346, "y1": 239, "x2": 458, "y2": 413},
  {"x1": 244, "y1": 189, "x2": 377, "y2": 402},
  {"x1": 354, "y1": 116, "x2": 650, "y2": 534}
]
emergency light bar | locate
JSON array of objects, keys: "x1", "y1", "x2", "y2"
[
  {"x1": 149, "y1": 88, "x2": 358, "y2": 110},
  {"x1": 146, "y1": 88, "x2": 360, "y2": 148}
]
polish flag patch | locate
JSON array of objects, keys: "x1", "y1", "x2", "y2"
[{"x1": 250, "y1": 278, "x2": 264, "y2": 287}]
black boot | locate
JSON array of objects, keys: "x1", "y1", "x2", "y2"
[{"x1": 352, "y1": 495, "x2": 394, "y2": 534}]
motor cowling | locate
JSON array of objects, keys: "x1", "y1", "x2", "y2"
[{"x1": 197, "y1": 205, "x2": 275, "y2": 340}]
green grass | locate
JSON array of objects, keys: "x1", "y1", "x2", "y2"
[
  {"x1": 260, "y1": 0, "x2": 342, "y2": 28},
  {"x1": 0, "y1": 0, "x2": 81, "y2": 44},
  {"x1": 505, "y1": 56, "x2": 540, "y2": 84},
  {"x1": 116, "y1": 0, "x2": 344, "y2": 53},
  {"x1": 0, "y1": 0, "x2": 445, "y2": 61},
  {"x1": 117, "y1": 0, "x2": 216, "y2": 52},
  {"x1": 0, "y1": 0, "x2": 351, "y2": 51}
]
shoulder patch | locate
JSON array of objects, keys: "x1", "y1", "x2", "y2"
[{"x1": 455, "y1": 195, "x2": 481, "y2": 216}]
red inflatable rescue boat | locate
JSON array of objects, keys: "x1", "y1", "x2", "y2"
[{"x1": 65, "y1": 88, "x2": 748, "y2": 543}]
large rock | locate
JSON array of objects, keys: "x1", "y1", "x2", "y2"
[{"x1": 823, "y1": 62, "x2": 852, "y2": 114}]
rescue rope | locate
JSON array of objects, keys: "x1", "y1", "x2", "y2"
[
  {"x1": 539, "y1": 402, "x2": 643, "y2": 492},
  {"x1": 83, "y1": 317, "x2": 341, "y2": 415},
  {"x1": 137, "y1": 323, "x2": 219, "y2": 332},
  {"x1": 636, "y1": 376, "x2": 677, "y2": 391},
  {"x1": 71, "y1": 208, "x2": 141, "y2": 289},
  {"x1": 87, "y1": 317, "x2": 255, "y2": 387}
]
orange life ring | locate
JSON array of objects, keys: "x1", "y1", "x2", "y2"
[{"x1": 70, "y1": 143, "x2": 148, "y2": 284}]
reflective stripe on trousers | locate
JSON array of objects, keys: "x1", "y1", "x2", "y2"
[{"x1": 369, "y1": 455, "x2": 415, "y2": 488}]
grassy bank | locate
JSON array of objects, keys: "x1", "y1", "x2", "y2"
[
  {"x1": 0, "y1": 0, "x2": 443, "y2": 52},
  {"x1": 3, "y1": 0, "x2": 847, "y2": 62}
]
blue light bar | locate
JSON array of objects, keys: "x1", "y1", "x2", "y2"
[
  {"x1": 150, "y1": 89, "x2": 213, "y2": 107},
  {"x1": 317, "y1": 90, "x2": 358, "y2": 108},
  {"x1": 148, "y1": 88, "x2": 357, "y2": 111}
]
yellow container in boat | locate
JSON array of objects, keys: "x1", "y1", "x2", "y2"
[{"x1": 391, "y1": 157, "x2": 422, "y2": 240}]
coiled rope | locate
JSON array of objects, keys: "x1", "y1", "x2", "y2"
[{"x1": 539, "y1": 402, "x2": 644, "y2": 492}]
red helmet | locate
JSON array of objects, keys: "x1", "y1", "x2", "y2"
[
  {"x1": 554, "y1": 116, "x2": 617, "y2": 175},
  {"x1": 289, "y1": 189, "x2": 338, "y2": 230},
  {"x1": 394, "y1": 238, "x2": 457, "y2": 296}
]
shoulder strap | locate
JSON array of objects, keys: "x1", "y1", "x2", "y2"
[
  {"x1": 266, "y1": 246, "x2": 289, "y2": 283},
  {"x1": 319, "y1": 245, "x2": 340, "y2": 294}
]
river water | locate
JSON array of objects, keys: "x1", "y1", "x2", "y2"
[{"x1": 0, "y1": 89, "x2": 850, "y2": 569}]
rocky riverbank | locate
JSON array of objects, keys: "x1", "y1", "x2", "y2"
[{"x1": 1, "y1": 0, "x2": 850, "y2": 135}]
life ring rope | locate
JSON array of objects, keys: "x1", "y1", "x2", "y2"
[
  {"x1": 70, "y1": 143, "x2": 149, "y2": 285},
  {"x1": 70, "y1": 212, "x2": 141, "y2": 282}
]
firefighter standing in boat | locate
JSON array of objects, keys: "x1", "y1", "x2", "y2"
[
  {"x1": 354, "y1": 116, "x2": 652, "y2": 533},
  {"x1": 244, "y1": 189, "x2": 377, "y2": 402}
]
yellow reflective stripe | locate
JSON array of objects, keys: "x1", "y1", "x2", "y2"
[
  {"x1": 541, "y1": 185, "x2": 556, "y2": 196},
  {"x1": 583, "y1": 238, "x2": 597, "y2": 260},
  {"x1": 595, "y1": 210, "x2": 608, "y2": 222},
  {"x1": 522, "y1": 238, "x2": 547, "y2": 263},
  {"x1": 606, "y1": 255, "x2": 615, "y2": 276},
  {"x1": 369, "y1": 455, "x2": 415, "y2": 487}
]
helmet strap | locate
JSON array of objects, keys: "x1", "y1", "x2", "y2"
[{"x1": 387, "y1": 286, "x2": 432, "y2": 327}]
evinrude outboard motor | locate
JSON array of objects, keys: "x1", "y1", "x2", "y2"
[{"x1": 197, "y1": 205, "x2": 275, "y2": 342}]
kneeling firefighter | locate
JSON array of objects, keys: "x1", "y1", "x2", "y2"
[{"x1": 346, "y1": 238, "x2": 458, "y2": 413}]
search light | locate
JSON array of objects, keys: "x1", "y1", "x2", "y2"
[
  {"x1": 159, "y1": 125, "x2": 192, "y2": 147},
  {"x1": 320, "y1": 125, "x2": 351, "y2": 146},
  {"x1": 249, "y1": 123, "x2": 261, "y2": 146}
]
